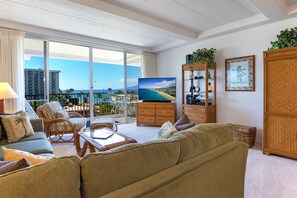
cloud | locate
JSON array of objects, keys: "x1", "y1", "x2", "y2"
[{"x1": 156, "y1": 80, "x2": 175, "y2": 88}]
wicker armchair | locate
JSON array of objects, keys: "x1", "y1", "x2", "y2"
[{"x1": 36, "y1": 101, "x2": 87, "y2": 143}]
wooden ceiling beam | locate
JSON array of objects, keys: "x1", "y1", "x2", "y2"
[
  {"x1": 70, "y1": 0, "x2": 197, "y2": 41},
  {"x1": 248, "y1": 0, "x2": 287, "y2": 20}
]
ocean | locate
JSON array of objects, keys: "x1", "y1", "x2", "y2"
[
  {"x1": 138, "y1": 89, "x2": 170, "y2": 101},
  {"x1": 59, "y1": 89, "x2": 138, "y2": 104},
  {"x1": 62, "y1": 88, "x2": 137, "y2": 94}
]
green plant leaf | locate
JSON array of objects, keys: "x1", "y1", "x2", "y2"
[
  {"x1": 269, "y1": 27, "x2": 297, "y2": 50},
  {"x1": 189, "y1": 48, "x2": 216, "y2": 66}
]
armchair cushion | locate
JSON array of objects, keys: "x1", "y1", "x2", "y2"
[
  {"x1": 55, "y1": 109, "x2": 70, "y2": 119},
  {"x1": 69, "y1": 118, "x2": 87, "y2": 130},
  {"x1": 49, "y1": 101, "x2": 63, "y2": 112},
  {"x1": 41, "y1": 103, "x2": 56, "y2": 120},
  {"x1": 49, "y1": 118, "x2": 87, "y2": 133}
]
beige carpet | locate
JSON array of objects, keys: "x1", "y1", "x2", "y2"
[{"x1": 52, "y1": 123, "x2": 297, "y2": 198}]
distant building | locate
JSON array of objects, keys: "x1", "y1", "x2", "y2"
[{"x1": 25, "y1": 68, "x2": 60, "y2": 98}]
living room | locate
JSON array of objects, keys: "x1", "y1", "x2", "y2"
[{"x1": 0, "y1": 0, "x2": 297, "y2": 198}]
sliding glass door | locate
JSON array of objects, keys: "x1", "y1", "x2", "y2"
[
  {"x1": 24, "y1": 38, "x2": 142, "y2": 123},
  {"x1": 48, "y1": 42, "x2": 90, "y2": 117},
  {"x1": 92, "y1": 48, "x2": 125, "y2": 123},
  {"x1": 126, "y1": 53, "x2": 142, "y2": 122},
  {"x1": 24, "y1": 38, "x2": 46, "y2": 110}
]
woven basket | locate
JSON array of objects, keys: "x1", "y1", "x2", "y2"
[{"x1": 232, "y1": 124, "x2": 256, "y2": 148}]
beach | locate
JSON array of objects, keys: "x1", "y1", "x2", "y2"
[{"x1": 155, "y1": 90, "x2": 175, "y2": 100}]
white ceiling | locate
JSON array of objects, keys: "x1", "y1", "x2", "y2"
[{"x1": 1, "y1": 0, "x2": 297, "y2": 52}]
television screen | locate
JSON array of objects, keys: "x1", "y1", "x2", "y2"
[{"x1": 138, "y1": 77, "x2": 176, "y2": 102}]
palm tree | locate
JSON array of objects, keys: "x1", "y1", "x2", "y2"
[{"x1": 15, "y1": 114, "x2": 28, "y2": 136}]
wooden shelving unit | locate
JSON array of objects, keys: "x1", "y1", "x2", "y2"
[{"x1": 182, "y1": 62, "x2": 216, "y2": 124}]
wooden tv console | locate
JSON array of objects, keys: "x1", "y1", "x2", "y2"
[{"x1": 136, "y1": 102, "x2": 176, "y2": 127}]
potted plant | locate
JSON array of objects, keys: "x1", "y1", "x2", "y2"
[
  {"x1": 269, "y1": 27, "x2": 297, "y2": 50},
  {"x1": 188, "y1": 48, "x2": 216, "y2": 67}
]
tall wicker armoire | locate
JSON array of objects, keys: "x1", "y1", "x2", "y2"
[{"x1": 263, "y1": 47, "x2": 297, "y2": 159}]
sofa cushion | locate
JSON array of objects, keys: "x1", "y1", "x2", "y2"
[
  {"x1": 0, "y1": 112, "x2": 34, "y2": 143},
  {"x1": 0, "y1": 156, "x2": 81, "y2": 198},
  {"x1": 17, "y1": 132, "x2": 47, "y2": 142},
  {"x1": 168, "y1": 123, "x2": 234, "y2": 163},
  {"x1": 80, "y1": 140, "x2": 180, "y2": 198},
  {"x1": 0, "y1": 132, "x2": 46, "y2": 146},
  {"x1": 0, "y1": 139, "x2": 54, "y2": 160},
  {"x1": 29, "y1": 118, "x2": 44, "y2": 133},
  {"x1": 2, "y1": 147, "x2": 55, "y2": 165},
  {"x1": 0, "y1": 120, "x2": 4, "y2": 140}
]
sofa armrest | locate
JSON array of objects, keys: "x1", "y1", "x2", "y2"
[{"x1": 30, "y1": 118, "x2": 44, "y2": 132}]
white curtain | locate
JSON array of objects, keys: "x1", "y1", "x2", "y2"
[
  {"x1": 141, "y1": 52, "x2": 157, "y2": 78},
  {"x1": 0, "y1": 28, "x2": 25, "y2": 113}
]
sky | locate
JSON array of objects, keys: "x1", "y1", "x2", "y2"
[
  {"x1": 24, "y1": 56, "x2": 141, "y2": 91},
  {"x1": 138, "y1": 78, "x2": 176, "y2": 89}
]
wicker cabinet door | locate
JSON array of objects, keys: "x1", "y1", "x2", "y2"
[
  {"x1": 266, "y1": 59, "x2": 297, "y2": 115},
  {"x1": 264, "y1": 47, "x2": 297, "y2": 159},
  {"x1": 265, "y1": 115, "x2": 297, "y2": 158}
]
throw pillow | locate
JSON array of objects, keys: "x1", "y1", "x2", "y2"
[
  {"x1": 1, "y1": 147, "x2": 55, "y2": 165},
  {"x1": 0, "y1": 158, "x2": 31, "y2": 175},
  {"x1": 175, "y1": 122, "x2": 195, "y2": 131},
  {"x1": 0, "y1": 112, "x2": 34, "y2": 143},
  {"x1": 155, "y1": 121, "x2": 177, "y2": 140},
  {"x1": 55, "y1": 109, "x2": 70, "y2": 119},
  {"x1": 0, "y1": 111, "x2": 23, "y2": 140},
  {"x1": 174, "y1": 114, "x2": 195, "y2": 131}
]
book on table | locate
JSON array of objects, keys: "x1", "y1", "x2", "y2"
[{"x1": 92, "y1": 128, "x2": 114, "y2": 139}]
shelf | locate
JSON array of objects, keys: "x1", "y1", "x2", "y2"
[
  {"x1": 182, "y1": 62, "x2": 216, "y2": 124},
  {"x1": 182, "y1": 63, "x2": 216, "y2": 71},
  {"x1": 185, "y1": 78, "x2": 204, "y2": 81}
]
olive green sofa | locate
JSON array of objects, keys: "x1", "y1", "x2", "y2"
[
  {"x1": 0, "y1": 119, "x2": 54, "y2": 160},
  {"x1": 0, "y1": 123, "x2": 248, "y2": 198}
]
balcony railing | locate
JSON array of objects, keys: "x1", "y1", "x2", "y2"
[{"x1": 26, "y1": 92, "x2": 138, "y2": 118}]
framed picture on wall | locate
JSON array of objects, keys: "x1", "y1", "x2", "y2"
[{"x1": 225, "y1": 55, "x2": 255, "y2": 91}]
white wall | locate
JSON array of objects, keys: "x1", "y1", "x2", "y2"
[{"x1": 157, "y1": 17, "x2": 297, "y2": 144}]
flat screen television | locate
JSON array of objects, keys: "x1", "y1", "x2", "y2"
[{"x1": 138, "y1": 77, "x2": 176, "y2": 102}]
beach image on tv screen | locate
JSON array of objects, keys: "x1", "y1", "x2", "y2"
[{"x1": 138, "y1": 78, "x2": 176, "y2": 101}]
